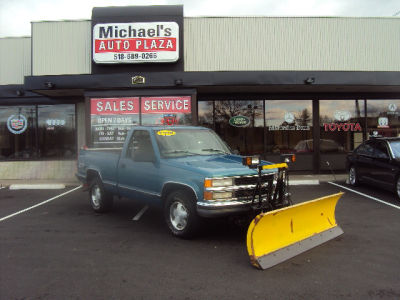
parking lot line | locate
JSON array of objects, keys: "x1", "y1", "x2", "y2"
[
  {"x1": 132, "y1": 205, "x2": 149, "y2": 221},
  {"x1": 0, "y1": 185, "x2": 82, "y2": 223},
  {"x1": 328, "y1": 182, "x2": 400, "y2": 210}
]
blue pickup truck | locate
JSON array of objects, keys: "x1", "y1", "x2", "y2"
[{"x1": 76, "y1": 126, "x2": 288, "y2": 238}]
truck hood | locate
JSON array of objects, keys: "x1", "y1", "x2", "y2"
[{"x1": 161, "y1": 154, "x2": 276, "y2": 177}]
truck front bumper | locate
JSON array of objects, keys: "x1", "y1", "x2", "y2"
[{"x1": 196, "y1": 199, "x2": 262, "y2": 218}]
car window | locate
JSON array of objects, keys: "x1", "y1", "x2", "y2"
[
  {"x1": 374, "y1": 142, "x2": 389, "y2": 159},
  {"x1": 127, "y1": 130, "x2": 154, "y2": 160},
  {"x1": 389, "y1": 140, "x2": 400, "y2": 159},
  {"x1": 355, "y1": 142, "x2": 375, "y2": 156}
]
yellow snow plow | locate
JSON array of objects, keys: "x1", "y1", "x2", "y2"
[{"x1": 242, "y1": 157, "x2": 343, "y2": 269}]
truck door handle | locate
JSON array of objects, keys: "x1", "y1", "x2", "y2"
[{"x1": 120, "y1": 163, "x2": 126, "y2": 168}]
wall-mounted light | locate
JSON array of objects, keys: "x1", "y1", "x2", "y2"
[
  {"x1": 174, "y1": 79, "x2": 183, "y2": 86},
  {"x1": 16, "y1": 89, "x2": 25, "y2": 96},
  {"x1": 44, "y1": 82, "x2": 55, "y2": 88},
  {"x1": 304, "y1": 77, "x2": 315, "y2": 85}
]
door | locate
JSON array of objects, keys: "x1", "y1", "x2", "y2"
[
  {"x1": 353, "y1": 141, "x2": 375, "y2": 180},
  {"x1": 117, "y1": 130, "x2": 162, "y2": 203},
  {"x1": 369, "y1": 141, "x2": 396, "y2": 189}
]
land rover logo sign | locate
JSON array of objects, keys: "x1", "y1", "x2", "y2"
[
  {"x1": 7, "y1": 115, "x2": 28, "y2": 134},
  {"x1": 229, "y1": 116, "x2": 250, "y2": 127}
]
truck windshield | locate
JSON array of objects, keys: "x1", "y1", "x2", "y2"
[{"x1": 155, "y1": 128, "x2": 231, "y2": 158}]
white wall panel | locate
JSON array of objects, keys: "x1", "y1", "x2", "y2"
[
  {"x1": 184, "y1": 17, "x2": 400, "y2": 72},
  {"x1": 0, "y1": 37, "x2": 31, "y2": 84},
  {"x1": 32, "y1": 21, "x2": 91, "y2": 75},
  {"x1": 0, "y1": 160, "x2": 76, "y2": 180}
]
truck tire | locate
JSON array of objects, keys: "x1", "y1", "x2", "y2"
[
  {"x1": 164, "y1": 190, "x2": 201, "y2": 239},
  {"x1": 89, "y1": 177, "x2": 113, "y2": 213}
]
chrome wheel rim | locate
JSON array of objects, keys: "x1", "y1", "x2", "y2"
[
  {"x1": 397, "y1": 179, "x2": 400, "y2": 198},
  {"x1": 91, "y1": 185, "x2": 101, "y2": 208},
  {"x1": 349, "y1": 167, "x2": 356, "y2": 185},
  {"x1": 170, "y1": 201, "x2": 188, "y2": 231}
]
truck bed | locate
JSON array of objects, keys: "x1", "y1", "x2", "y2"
[{"x1": 77, "y1": 148, "x2": 122, "y2": 192}]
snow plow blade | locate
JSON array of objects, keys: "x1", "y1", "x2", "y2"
[{"x1": 247, "y1": 192, "x2": 343, "y2": 270}]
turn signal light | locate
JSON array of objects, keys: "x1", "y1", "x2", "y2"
[
  {"x1": 204, "y1": 179, "x2": 212, "y2": 188},
  {"x1": 204, "y1": 191, "x2": 213, "y2": 200},
  {"x1": 242, "y1": 156, "x2": 260, "y2": 168}
]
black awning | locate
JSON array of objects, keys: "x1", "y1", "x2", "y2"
[{"x1": 23, "y1": 70, "x2": 400, "y2": 97}]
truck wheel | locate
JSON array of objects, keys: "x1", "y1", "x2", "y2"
[
  {"x1": 164, "y1": 190, "x2": 201, "y2": 239},
  {"x1": 89, "y1": 177, "x2": 113, "y2": 213}
]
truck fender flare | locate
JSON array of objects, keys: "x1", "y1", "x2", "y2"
[
  {"x1": 161, "y1": 182, "x2": 199, "y2": 203},
  {"x1": 86, "y1": 168, "x2": 103, "y2": 184}
]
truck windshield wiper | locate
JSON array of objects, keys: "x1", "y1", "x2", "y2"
[
  {"x1": 201, "y1": 148, "x2": 228, "y2": 154},
  {"x1": 163, "y1": 150, "x2": 199, "y2": 156}
]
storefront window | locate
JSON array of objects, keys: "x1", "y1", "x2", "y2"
[
  {"x1": 265, "y1": 100, "x2": 313, "y2": 154},
  {"x1": 0, "y1": 106, "x2": 37, "y2": 159},
  {"x1": 0, "y1": 104, "x2": 76, "y2": 160},
  {"x1": 367, "y1": 99, "x2": 400, "y2": 138},
  {"x1": 320, "y1": 100, "x2": 365, "y2": 152},
  {"x1": 38, "y1": 105, "x2": 76, "y2": 159},
  {"x1": 214, "y1": 100, "x2": 264, "y2": 155},
  {"x1": 90, "y1": 97, "x2": 140, "y2": 148},
  {"x1": 198, "y1": 101, "x2": 213, "y2": 129},
  {"x1": 141, "y1": 96, "x2": 192, "y2": 126}
]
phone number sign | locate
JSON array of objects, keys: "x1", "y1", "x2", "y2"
[{"x1": 93, "y1": 22, "x2": 179, "y2": 64}]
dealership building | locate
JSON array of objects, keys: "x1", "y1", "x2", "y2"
[{"x1": 0, "y1": 5, "x2": 400, "y2": 180}]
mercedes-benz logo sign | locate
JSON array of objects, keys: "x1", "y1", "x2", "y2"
[{"x1": 284, "y1": 112, "x2": 295, "y2": 123}]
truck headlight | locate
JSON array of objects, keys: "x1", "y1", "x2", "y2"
[
  {"x1": 203, "y1": 191, "x2": 233, "y2": 201},
  {"x1": 204, "y1": 178, "x2": 233, "y2": 188}
]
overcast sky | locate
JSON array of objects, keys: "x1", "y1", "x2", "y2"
[{"x1": 0, "y1": 0, "x2": 399, "y2": 37}]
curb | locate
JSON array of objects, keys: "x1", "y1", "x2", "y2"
[
  {"x1": 9, "y1": 184, "x2": 67, "y2": 190},
  {"x1": 290, "y1": 180, "x2": 319, "y2": 185}
]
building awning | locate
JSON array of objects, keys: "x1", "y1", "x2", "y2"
[{"x1": 23, "y1": 70, "x2": 400, "y2": 98}]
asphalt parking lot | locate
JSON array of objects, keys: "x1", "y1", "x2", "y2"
[{"x1": 1, "y1": 181, "x2": 400, "y2": 300}]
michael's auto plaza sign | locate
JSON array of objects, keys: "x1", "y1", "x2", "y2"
[{"x1": 93, "y1": 22, "x2": 179, "y2": 64}]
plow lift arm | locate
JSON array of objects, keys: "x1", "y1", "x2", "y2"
[{"x1": 242, "y1": 155, "x2": 344, "y2": 270}]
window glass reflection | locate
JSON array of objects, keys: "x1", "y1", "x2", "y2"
[
  {"x1": 198, "y1": 101, "x2": 213, "y2": 129},
  {"x1": 320, "y1": 100, "x2": 365, "y2": 152},
  {"x1": 367, "y1": 99, "x2": 400, "y2": 137},
  {"x1": 0, "y1": 104, "x2": 77, "y2": 160},
  {"x1": 213, "y1": 100, "x2": 264, "y2": 155},
  {"x1": 38, "y1": 105, "x2": 76, "y2": 159},
  {"x1": 0, "y1": 106, "x2": 37, "y2": 159},
  {"x1": 265, "y1": 100, "x2": 313, "y2": 153}
]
